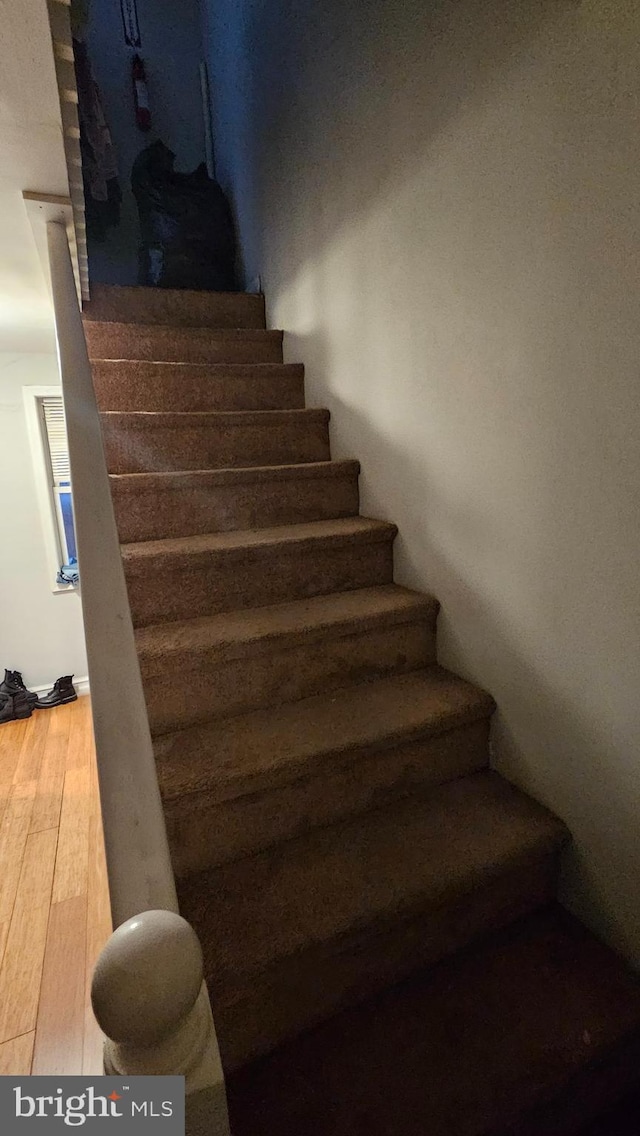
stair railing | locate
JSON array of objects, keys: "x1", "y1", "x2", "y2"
[{"x1": 46, "y1": 219, "x2": 230, "y2": 1135}]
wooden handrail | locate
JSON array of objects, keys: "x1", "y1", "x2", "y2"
[
  {"x1": 47, "y1": 218, "x2": 178, "y2": 927},
  {"x1": 46, "y1": 220, "x2": 229, "y2": 1133}
]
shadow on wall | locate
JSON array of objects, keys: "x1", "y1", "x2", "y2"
[
  {"x1": 302, "y1": 325, "x2": 640, "y2": 963},
  {"x1": 202, "y1": 0, "x2": 640, "y2": 962},
  {"x1": 207, "y1": 0, "x2": 566, "y2": 287},
  {"x1": 289, "y1": 344, "x2": 640, "y2": 956}
]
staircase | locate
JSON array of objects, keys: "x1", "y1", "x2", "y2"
[{"x1": 84, "y1": 284, "x2": 640, "y2": 1134}]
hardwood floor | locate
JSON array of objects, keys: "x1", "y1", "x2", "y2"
[{"x1": 0, "y1": 696, "x2": 111, "y2": 1074}]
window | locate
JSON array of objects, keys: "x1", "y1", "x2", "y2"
[
  {"x1": 41, "y1": 397, "x2": 77, "y2": 567},
  {"x1": 23, "y1": 386, "x2": 78, "y2": 592}
]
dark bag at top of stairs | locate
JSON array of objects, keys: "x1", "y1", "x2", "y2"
[
  {"x1": 1, "y1": 669, "x2": 38, "y2": 707},
  {"x1": 131, "y1": 140, "x2": 236, "y2": 291},
  {"x1": 36, "y1": 675, "x2": 77, "y2": 710}
]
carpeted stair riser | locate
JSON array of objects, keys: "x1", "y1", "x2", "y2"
[
  {"x1": 123, "y1": 521, "x2": 397, "y2": 627},
  {"x1": 226, "y1": 906, "x2": 640, "y2": 1136},
  {"x1": 83, "y1": 283, "x2": 266, "y2": 329},
  {"x1": 109, "y1": 460, "x2": 361, "y2": 543},
  {"x1": 92, "y1": 361, "x2": 305, "y2": 412},
  {"x1": 102, "y1": 409, "x2": 331, "y2": 474},
  {"x1": 155, "y1": 666, "x2": 495, "y2": 870},
  {"x1": 85, "y1": 321, "x2": 283, "y2": 364},
  {"x1": 141, "y1": 613, "x2": 436, "y2": 735},
  {"x1": 138, "y1": 589, "x2": 439, "y2": 734},
  {"x1": 212, "y1": 855, "x2": 560, "y2": 1071},
  {"x1": 163, "y1": 717, "x2": 491, "y2": 874},
  {"x1": 176, "y1": 772, "x2": 567, "y2": 1070}
]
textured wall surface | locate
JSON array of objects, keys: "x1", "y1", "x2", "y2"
[{"x1": 201, "y1": 0, "x2": 640, "y2": 961}]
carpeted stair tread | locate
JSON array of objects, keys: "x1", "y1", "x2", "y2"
[
  {"x1": 109, "y1": 457, "x2": 360, "y2": 493},
  {"x1": 101, "y1": 408, "x2": 331, "y2": 473},
  {"x1": 140, "y1": 584, "x2": 436, "y2": 733},
  {"x1": 85, "y1": 323, "x2": 281, "y2": 351},
  {"x1": 135, "y1": 584, "x2": 437, "y2": 674},
  {"x1": 101, "y1": 407, "x2": 328, "y2": 428},
  {"x1": 110, "y1": 459, "x2": 362, "y2": 544},
  {"x1": 178, "y1": 770, "x2": 568, "y2": 992},
  {"x1": 92, "y1": 360, "x2": 305, "y2": 412},
  {"x1": 155, "y1": 664, "x2": 494, "y2": 803},
  {"x1": 122, "y1": 515, "x2": 397, "y2": 569},
  {"x1": 85, "y1": 320, "x2": 283, "y2": 364},
  {"x1": 83, "y1": 284, "x2": 266, "y2": 329},
  {"x1": 123, "y1": 516, "x2": 397, "y2": 625},
  {"x1": 226, "y1": 904, "x2": 640, "y2": 1136}
]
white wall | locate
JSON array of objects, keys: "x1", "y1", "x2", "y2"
[
  {"x1": 0, "y1": 0, "x2": 69, "y2": 352},
  {"x1": 202, "y1": 0, "x2": 640, "y2": 961},
  {"x1": 85, "y1": 0, "x2": 206, "y2": 284},
  {"x1": 0, "y1": 353, "x2": 87, "y2": 689}
]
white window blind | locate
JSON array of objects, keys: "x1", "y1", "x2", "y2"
[{"x1": 41, "y1": 397, "x2": 71, "y2": 484}]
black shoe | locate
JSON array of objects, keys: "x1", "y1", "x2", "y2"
[
  {"x1": 12, "y1": 689, "x2": 33, "y2": 719},
  {"x1": 0, "y1": 687, "x2": 32, "y2": 721},
  {"x1": 36, "y1": 675, "x2": 77, "y2": 709},
  {"x1": 0, "y1": 669, "x2": 38, "y2": 707},
  {"x1": 0, "y1": 690, "x2": 15, "y2": 724}
]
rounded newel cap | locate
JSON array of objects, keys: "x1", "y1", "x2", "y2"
[{"x1": 92, "y1": 909, "x2": 204, "y2": 1047}]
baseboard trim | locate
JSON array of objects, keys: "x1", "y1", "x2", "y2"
[{"x1": 32, "y1": 675, "x2": 90, "y2": 697}]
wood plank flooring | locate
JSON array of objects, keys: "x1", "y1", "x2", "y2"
[{"x1": 0, "y1": 696, "x2": 111, "y2": 1073}]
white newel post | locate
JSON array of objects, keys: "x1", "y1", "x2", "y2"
[{"x1": 92, "y1": 912, "x2": 230, "y2": 1135}]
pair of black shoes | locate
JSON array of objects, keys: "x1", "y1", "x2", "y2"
[{"x1": 0, "y1": 670, "x2": 77, "y2": 724}]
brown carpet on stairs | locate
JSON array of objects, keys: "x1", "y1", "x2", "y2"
[
  {"x1": 226, "y1": 906, "x2": 640, "y2": 1136},
  {"x1": 579, "y1": 1096, "x2": 640, "y2": 1136},
  {"x1": 84, "y1": 282, "x2": 640, "y2": 1134}
]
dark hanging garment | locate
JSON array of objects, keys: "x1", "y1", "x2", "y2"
[
  {"x1": 131, "y1": 140, "x2": 236, "y2": 290},
  {"x1": 73, "y1": 38, "x2": 122, "y2": 242}
]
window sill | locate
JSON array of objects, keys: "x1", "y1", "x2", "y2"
[{"x1": 52, "y1": 580, "x2": 78, "y2": 596}]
